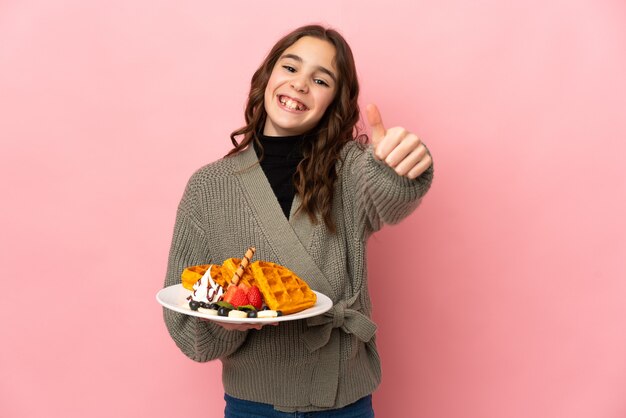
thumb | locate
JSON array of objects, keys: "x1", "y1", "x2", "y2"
[{"x1": 366, "y1": 103, "x2": 386, "y2": 145}]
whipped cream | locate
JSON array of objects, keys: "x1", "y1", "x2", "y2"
[{"x1": 191, "y1": 265, "x2": 223, "y2": 304}]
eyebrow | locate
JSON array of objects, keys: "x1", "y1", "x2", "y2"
[{"x1": 280, "y1": 53, "x2": 337, "y2": 83}]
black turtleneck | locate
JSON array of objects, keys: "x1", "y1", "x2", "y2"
[{"x1": 254, "y1": 133, "x2": 307, "y2": 218}]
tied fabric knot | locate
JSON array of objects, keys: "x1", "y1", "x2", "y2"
[
  {"x1": 299, "y1": 294, "x2": 378, "y2": 408},
  {"x1": 332, "y1": 300, "x2": 345, "y2": 328},
  {"x1": 301, "y1": 298, "x2": 377, "y2": 353}
]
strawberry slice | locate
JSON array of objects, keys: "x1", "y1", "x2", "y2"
[
  {"x1": 226, "y1": 286, "x2": 250, "y2": 308},
  {"x1": 246, "y1": 286, "x2": 263, "y2": 310},
  {"x1": 222, "y1": 286, "x2": 238, "y2": 304},
  {"x1": 238, "y1": 282, "x2": 250, "y2": 294}
]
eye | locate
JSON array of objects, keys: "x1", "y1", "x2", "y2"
[
  {"x1": 314, "y1": 79, "x2": 330, "y2": 87},
  {"x1": 282, "y1": 65, "x2": 296, "y2": 73}
]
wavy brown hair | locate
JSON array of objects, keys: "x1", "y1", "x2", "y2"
[
  {"x1": 228, "y1": 25, "x2": 367, "y2": 232},
  {"x1": 228, "y1": 24, "x2": 366, "y2": 233}
]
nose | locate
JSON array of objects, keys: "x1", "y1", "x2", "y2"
[{"x1": 290, "y1": 76, "x2": 308, "y2": 94}]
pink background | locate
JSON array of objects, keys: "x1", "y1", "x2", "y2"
[{"x1": 1, "y1": 1, "x2": 625, "y2": 417}]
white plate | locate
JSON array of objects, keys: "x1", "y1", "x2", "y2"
[{"x1": 156, "y1": 284, "x2": 333, "y2": 324}]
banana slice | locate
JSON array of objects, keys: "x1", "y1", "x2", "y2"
[
  {"x1": 198, "y1": 308, "x2": 218, "y2": 316},
  {"x1": 257, "y1": 310, "x2": 278, "y2": 318},
  {"x1": 228, "y1": 310, "x2": 248, "y2": 318}
]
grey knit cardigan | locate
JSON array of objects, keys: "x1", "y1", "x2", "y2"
[{"x1": 163, "y1": 141, "x2": 433, "y2": 412}]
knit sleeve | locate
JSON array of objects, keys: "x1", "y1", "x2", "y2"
[
  {"x1": 163, "y1": 172, "x2": 248, "y2": 362},
  {"x1": 342, "y1": 142, "x2": 434, "y2": 238}
]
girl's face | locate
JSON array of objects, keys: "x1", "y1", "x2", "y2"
[{"x1": 263, "y1": 36, "x2": 338, "y2": 136}]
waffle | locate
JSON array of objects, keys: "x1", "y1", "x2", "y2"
[
  {"x1": 218, "y1": 258, "x2": 256, "y2": 288},
  {"x1": 217, "y1": 258, "x2": 316, "y2": 315},
  {"x1": 250, "y1": 261, "x2": 316, "y2": 315},
  {"x1": 182, "y1": 258, "x2": 317, "y2": 315},
  {"x1": 181, "y1": 264, "x2": 224, "y2": 290}
]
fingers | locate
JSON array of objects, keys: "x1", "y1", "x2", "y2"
[
  {"x1": 373, "y1": 126, "x2": 432, "y2": 179},
  {"x1": 389, "y1": 139, "x2": 427, "y2": 175},
  {"x1": 366, "y1": 102, "x2": 432, "y2": 179},
  {"x1": 211, "y1": 321, "x2": 263, "y2": 331},
  {"x1": 366, "y1": 103, "x2": 386, "y2": 146},
  {"x1": 200, "y1": 317, "x2": 277, "y2": 331},
  {"x1": 407, "y1": 153, "x2": 432, "y2": 179},
  {"x1": 374, "y1": 127, "x2": 416, "y2": 162}
]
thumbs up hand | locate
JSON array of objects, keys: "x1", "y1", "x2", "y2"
[{"x1": 366, "y1": 104, "x2": 432, "y2": 179}]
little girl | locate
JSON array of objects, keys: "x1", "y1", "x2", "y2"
[{"x1": 163, "y1": 24, "x2": 433, "y2": 417}]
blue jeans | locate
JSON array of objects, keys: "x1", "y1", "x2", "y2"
[{"x1": 224, "y1": 393, "x2": 375, "y2": 418}]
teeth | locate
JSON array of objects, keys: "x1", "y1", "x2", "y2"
[{"x1": 280, "y1": 96, "x2": 305, "y2": 111}]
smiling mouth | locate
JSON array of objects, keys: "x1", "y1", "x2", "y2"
[{"x1": 278, "y1": 95, "x2": 308, "y2": 111}]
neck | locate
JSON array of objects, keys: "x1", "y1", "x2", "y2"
[{"x1": 255, "y1": 131, "x2": 308, "y2": 159}]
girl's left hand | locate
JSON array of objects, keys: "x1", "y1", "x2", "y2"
[
  {"x1": 366, "y1": 103, "x2": 432, "y2": 179},
  {"x1": 200, "y1": 318, "x2": 278, "y2": 331}
]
